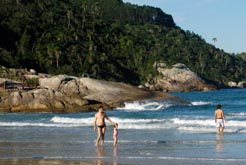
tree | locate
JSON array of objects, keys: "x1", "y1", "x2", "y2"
[
  {"x1": 212, "y1": 37, "x2": 217, "y2": 45},
  {"x1": 1, "y1": 0, "x2": 246, "y2": 87}
]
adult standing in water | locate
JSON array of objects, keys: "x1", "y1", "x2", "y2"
[
  {"x1": 214, "y1": 104, "x2": 226, "y2": 133},
  {"x1": 94, "y1": 105, "x2": 116, "y2": 146}
]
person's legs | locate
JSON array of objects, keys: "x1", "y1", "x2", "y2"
[
  {"x1": 217, "y1": 127, "x2": 220, "y2": 133},
  {"x1": 101, "y1": 126, "x2": 106, "y2": 146},
  {"x1": 96, "y1": 127, "x2": 103, "y2": 146},
  {"x1": 113, "y1": 136, "x2": 117, "y2": 146},
  {"x1": 216, "y1": 119, "x2": 224, "y2": 133},
  {"x1": 216, "y1": 122, "x2": 220, "y2": 133},
  {"x1": 219, "y1": 120, "x2": 224, "y2": 133},
  {"x1": 220, "y1": 126, "x2": 224, "y2": 133}
]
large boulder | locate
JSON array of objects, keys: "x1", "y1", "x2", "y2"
[
  {"x1": 238, "y1": 82, "x2": 246, "y2": 88},
  {"x1": 0, "y1": 76, "x2": 189, "y2": 112},
  {"x1": 79, "y1": 78, "x2": 168, "y2": 104},
  {"x1": 228, "y1": 81, "x2": 237, "y2": 88},
  {"x1": 39, "y1": 75, "x2": 68, "y2": 90},
  {"x1": 0, "y1": 88, "x2": 89, "y2": 112},
  {"x1": 228, "y1": 81, "x2": 246, "y2": 88},
  {"x1": 149, "y1": 63, "x2": 215, "y2": 92}
]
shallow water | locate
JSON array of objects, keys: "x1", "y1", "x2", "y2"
[{"x1": 1, "y1": 89, "x2": 246, "y2": 164}]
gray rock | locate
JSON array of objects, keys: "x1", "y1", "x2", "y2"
[
  {"x1": 151, "y1": 63, "x2": 215, "y2": 92},
  {"x1": 0, "y1": 76, "x2": 189, "y2": 112},
  {"x1": 228, "y1": 81, "x2": 237, "y2": 87},
  {"x1": 39, "y1": 75, "x2": 68, "y2": 90},
  {"x1": 238, "y1": 82, "x2": 246, "y2": 88}
]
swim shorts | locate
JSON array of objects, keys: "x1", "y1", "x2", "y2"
[{"x1": 216, "y1": 119, "x2": 224, "y2": 128}]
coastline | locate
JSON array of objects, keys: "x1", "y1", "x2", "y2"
[
  {"x1": 2, "y1": 90, "x2": 246, "y2": 165},
  {"x1": 0, "y1": 159, "x2": 95, "y2": 165},
  {"x1": 0, "y1": 77, "x2": 190, "y2": 113},
  {"x1": 0, "y1": 158, "x2": 232, "y2": 165}
]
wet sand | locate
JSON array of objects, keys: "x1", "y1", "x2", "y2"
[
  {"x1": 0, "y1": 159, "x2": 95, "y2": 165},
  {"x1": 0, "y1": 158, "x2": 231, "y2": 165}
]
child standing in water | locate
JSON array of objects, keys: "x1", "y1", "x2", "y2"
[{"x1": 113, "y1": 123, "x2": 118, "y2": 146}]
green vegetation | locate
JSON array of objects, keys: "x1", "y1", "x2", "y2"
[
  {"x1": 26, "y1": 78, "x2": 39, "y2": 88},
  {"x1": 0, "y1": 0, "x2": 246, "y2": 87},
  {"x1": 0, "y1": 90, "x2": 10, "y2": 98}
]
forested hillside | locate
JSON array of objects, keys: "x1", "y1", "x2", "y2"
[{"x1": 0, "y1": 0, "x2": 246, "y2": 86}]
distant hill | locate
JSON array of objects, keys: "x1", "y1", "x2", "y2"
[{"x1": 0, "y1": 0, "x2": 246, "y2": 87}]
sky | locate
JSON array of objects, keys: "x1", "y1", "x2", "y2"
[{"x1": 123, "y1": 0, "x2": 246, "y2": 54}]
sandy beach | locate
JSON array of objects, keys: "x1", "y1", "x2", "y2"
[
  {"x1": 0, "y1": 158, "x2": 217, "y2": 165},
  {"x1": 0, "y1": 159, "x2": 96, "y2": 165}
]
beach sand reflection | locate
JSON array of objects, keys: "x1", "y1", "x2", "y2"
[
  {"x1": 215, "y1": 133, "x2": 224, "y2": 153},
  {"x1": 113, "y1": 146, "x2": 118, "y2": 165},
  {"x1": 95, "y1": 147, "x2": 105, "y2": 165}
]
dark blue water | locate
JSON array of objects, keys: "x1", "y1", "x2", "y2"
[{"x1": 1, "y1": 89, "x2": 246, "y2": 164}]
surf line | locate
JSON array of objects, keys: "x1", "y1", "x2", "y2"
[
  {"x1": 43, "y1": 156, "x2": 246, "y2": 162},
  {"x1": 124, "y1": 156, "x2": 246, "y2": 162}
]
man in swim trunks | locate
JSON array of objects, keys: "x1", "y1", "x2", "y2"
[
  {"x1": 94, "y1": 105, "x2": 116, "y2": 146},
  {"x1": 214, "y1": 104, "x2": 226, "y2": 133}
]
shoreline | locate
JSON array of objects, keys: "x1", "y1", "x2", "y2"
[
  {"x1": 0, "y1": 77, "x2": 189, "y2": 113},
  {"x1": 1, "y1": 89, "x2": 246, "y2": 165},
  {"x1": 0, "y1": 158, "x2": 235, "y2": 165},
  {"x1": 0, "y1": 158, "x2": 101, "y2": 165}
]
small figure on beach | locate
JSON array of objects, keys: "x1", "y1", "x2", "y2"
[
  {"x1": 214, "y1": 104, "x2": 226, "y2": 133},
  {"x1": 94, "y1": 105, "x2": 116, "y2": 146},
  {"x1": 113, "y1": 123, "x2": 118, "y2": 146}
]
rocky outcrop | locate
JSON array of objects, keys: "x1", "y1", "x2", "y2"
[
  {"x1": 0, "y1": 76, "x2": 189, "y2": 112},
  {"x1": 146, "y1": 62, "x2": 216, "y2": 92},
  {"x1": 228, "y1": 81, "x2": 246, "y2": 88}
]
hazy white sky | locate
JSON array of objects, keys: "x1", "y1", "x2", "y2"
[{"x1": 123, "y1": 0, "x2": 246, "y2": 54}]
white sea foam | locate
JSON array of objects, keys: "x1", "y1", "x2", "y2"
[
  {"x1": 51, "y1": 116, "x2": 246, "y2": 132},
  {"x1": 228, "y1": 112, "x2": 246, "y2": 116},
  {"x1": 116, "y1": 101, "x2": 172, "y2": 111},
  {"x1": 50, "y1": 116, "x2": 171, "y2": 129},
  {"x1": 191, "y1": 101, "x2": 211, "y2": 106},
  {"x1": 238, "y1": 129, "x2": 246, "y2": 133},
  {"x1": 177, "y1": 126, "x2": 242, "y2": 133},
  {"x1": 0, "y1": 122, "x2": 81, "y2": 127},
  {"x1": 51, "y1": 116, "x2": 94, "y2": 125},
  {"x1": 226, "y1": 120, "x2": 246, "y2": 127},
  {"x1": 3, "y1": 115, "x2": 246, "y2": 133},
  {"x1": 173, "y1": 118, "x2": 246, "y2": 127},
  {"x1": 118, "y1": 156, "x2": 246, "y2": 162},
  {"x1": 117, "y1": 100, "x2": 211, "y2": 111},
  {"x1": 44, "y1": 156, "x2": 246, "y2": 162},
  {"x1": 177, "y1": 126, "x2": 215, "y2": 133},
  {"x1": 172, "y1": 118, "x2": 215, "y2": 126}
]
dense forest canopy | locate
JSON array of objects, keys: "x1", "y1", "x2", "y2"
[{"x1": 0, "y1": 0, "x2": 246, "y2": 86}]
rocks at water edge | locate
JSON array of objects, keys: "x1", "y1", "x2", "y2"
[
  {"x1": 0, "y1": 75, "x2": 189, "y2": 112},
  {"x1": 145, "y1": 62, "x2": 216, "y2": 92},
  {"x1": 228, "y1": 81, "x2": 246, "y2": 88}
]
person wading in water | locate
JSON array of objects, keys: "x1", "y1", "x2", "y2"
[
  {"x1": 94, "y1": 106, "x2": 117, "y2": 146},
  {"x1": 214, "y1": 104, "x2": 226, "y2": 133}
]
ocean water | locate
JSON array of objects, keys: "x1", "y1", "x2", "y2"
[{"x1": 1, "y1": 89, "x2": 246, "y2": 164}]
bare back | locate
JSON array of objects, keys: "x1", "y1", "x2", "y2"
[{"x1": 215, "y1": 109, "x2": 224, "y2": 119}]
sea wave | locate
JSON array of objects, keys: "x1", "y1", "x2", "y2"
[
  {"x1": 191, "y1": 101, "x2": 211, "y2": 106},
  {"x1": 173, "y1": 118, "x2": 246, "y2": 127},
  {"x1": 0, "y1": 122, "x2": 81, "y2": 127},
  {"x1": 116, "y1": 101, "x2": 172, "y2": 111},
  {"x1": 2, "y1": 116, "x2": 246, "y2": 133},
  {"x1": 116, "y1": 100, "x2": 211, "y2": 111},
  {"x1": 228, "y1": 112, "x2": 246, "y2": 116},
  {"x1": 50, "y1": 116, "x2": 94, "y2": 125},
  {"x1": 44, "y1": 155, "x2": 246, "y2": 162}
]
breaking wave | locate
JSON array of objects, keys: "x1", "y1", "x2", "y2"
[
  {"x1": 2, "y1": 116, "x2": 246, "y2": 133},
  {"x1": 191, "y1": 101, "x2": 211, "y2": 106},
  {"x1": 116, "y1": 100, "x2": 173, "y2": 111}
]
